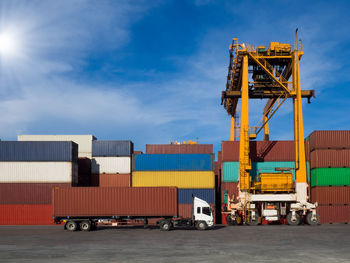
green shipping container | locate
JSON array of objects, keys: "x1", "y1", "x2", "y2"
[
  {"x1": 222, "y1": 161, "x2": 310, "y2": 182},
  {"x1": 311, "y1": 168, "x2": 350, "y2": 187}
]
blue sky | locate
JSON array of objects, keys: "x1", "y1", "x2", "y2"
[{"x1": 0, "y1": 0, "x2": 349, "y2": 155}]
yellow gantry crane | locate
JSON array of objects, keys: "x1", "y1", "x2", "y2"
[{"x1": 221, "y1": 31, "x2": 320, "y2": 225}]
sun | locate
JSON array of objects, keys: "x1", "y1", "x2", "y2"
[{"x1": 0, "y1": 32, "x2": 18, "y2": 56}]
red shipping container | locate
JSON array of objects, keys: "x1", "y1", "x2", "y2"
[
  {"x1": 221, "y1": 182, "x2": 239, "y2": 203},
  {"x1": 0, "y1": 204, "x2": 54, "y2": 225},
  {"x1": 53, "y1": 187, "x2": 178, "y2": 217},
  {"x1": 99, "y1": 174, "x2": 131, "y2": 187},
  {"x1": 317, "y1": 205, "x2": 350, "y2": 224},
  {"x1": 146, "y1": 144, "x2": 213, "y2": 154},
  {"x1": 134, "y1": 151, "x2": 143, "y2": 155},
  {"x1": 311, "y1": 187, "x2": 350, "y2": 205},
  {"x1": 218, "y1": 151, "x2": 222, "y2": 162},
  {"x1": 0, "y1": 183, "x2": 71, "y2": 204},
  {"x1": 309, "y1": 130, "x2": 350, "y2": 151},
  {"x1": 310, "y1": 149, "x2": 350, "y2": 169}
]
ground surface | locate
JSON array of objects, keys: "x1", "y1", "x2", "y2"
[{"x1": 0, "y1": 224, "x2": 349, "y2": 263}]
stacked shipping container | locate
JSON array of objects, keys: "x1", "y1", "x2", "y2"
[
  {"x1": 0, "y1": 141, "x2": 78, "y2": 225},
  {"x1": 91, "y1": 141, "x2": 133, "y2": 187},
  {"x1": 138, "y1": 144, "x2": 215, "y2": 219},
  {"x1": 309, "y1": 131, "x2": 350, "y2": 223}
]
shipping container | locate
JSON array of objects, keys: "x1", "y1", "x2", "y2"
[
  {"x1": 221, "y1": 161, "x2": 309, "y2": 182},
  {"x1": 310, "y1": 149, "x2": 350, "y2": 169},
  {"x1": 133, "y1": 154, "x2": 214, "y2": 171},
  {"x1": 309, "y1": 130, "x2": 350, "y2": 151},
  {"x1": 311, "y1": 187, "x2": 350, "y2": 205},
  {"x1": 146, "y1": 144, "x2": 213, "y2": 154},
  {"x1": 0, "y1": 162, "x2": 78, "y2": 183},
  {"x1": 0, "y1": 183, "x2": 71, "y2": 204},
  {"x1": 18, "y1": 135, "x2": 96, "y2": 158},
  {"x1": 0, "y1": 141, "x2": 78, "y2": 162},
  {"x1": 317, "y1": 205, "x2": 350, "y2": 224},
  {"x1": 98, "y1": 173, "x2": 131, "y2": 187},
  {"x1": 91, "y1": 157, "x2": 131, "y2": 174},
  {"x1": 92, "y1": 140, "x2": 133, "y2": 157},
  {"x1": 310, "y1": 168, "x2": 350, "y2": 187},
  {"x1": 132, "y1": 171, "x2": 215, "y2": 188},
  {"x1": 0, "y1": 204, "x2": 54, "y2": 225},
  {"x1": 178, "y1": 189, "x2": 215, "y2": 204},
  {"x1": 53, "y1": 187, "x2": 178, "y2": 217},
  {"x1": 221, "y1": 182, "x2": 239, "y2": 204}
]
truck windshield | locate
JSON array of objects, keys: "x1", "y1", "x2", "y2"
[{"x1": 202, "y1": 207, "x2": 211, "y2": 216}]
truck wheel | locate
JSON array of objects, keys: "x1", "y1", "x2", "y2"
[
  {"x1": 247, "y1": 211, "x2": 260, "y2": 226},
  {"x1": 306, "y1": 212, "x2": 320, "y2": 226},
  {"x1": 80, "y1": 220, "x2": 92, "y2": 231},
  {"x1": 196, "y1": 221, "x2": 207, "y2": 230},
  {"x1": 160, "y1": 221, "x2": 172, "y2": 231},
  {"x1": 286, "y1": 212, "x2": 301, "y2": 225},
  {"x1": 66, "y1": 220, "x2": 78, "y2": 231}
]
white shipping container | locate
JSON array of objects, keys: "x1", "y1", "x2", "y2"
[
  {"x1": 18, "y1": 135, "x2": 96, "y2": 158},
  {"x1": 92, "y1": 157, "x2": 131, "y2": 174},
  {"x1": 0, "y1": 162, "x2": 77, "y2": 183}
]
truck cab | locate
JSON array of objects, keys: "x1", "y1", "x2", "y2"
[{"x1": 193, "y1": 197, "x2": 214, "y2": 228}]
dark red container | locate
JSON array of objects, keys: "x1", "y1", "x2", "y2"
[
  {"x1": 221, "y1": 182, "x2": 239, "y2": 203},
  {"x1": 99, "y1": 174, "x2": 131, "y2": 187},
  {"x1": 317, "y1": 205, "x2": 350, "y2": 224},
  {"x1": 310, "y1": 149, "x2": 350, "y2": 169},
  {"x1": 146, "y1": 144, "x2": 213, "y2": 154},
  {"x1": 53, "y1": 187, "x2": 178, "y2": 217},
  {"x1": 0, "y1": 204, "x2": 54, "y2": 225},
  {"x1": 218, "y1": 151, "x2": 222, "y2": 162},
  {"x1": 309, "y1": 130, "x2": 350, "y2": 151},
  {"x1": 0, "y1": 183, "x2": 71, "y2": 204},
  {"x1": 133, "y1": 151, "x2": 143, "y2": 155},
  {"x1": 311, "y1": 187, "x2": 350, "y2": 205}
]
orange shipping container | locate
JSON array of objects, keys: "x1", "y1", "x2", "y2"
[
  {"x1": 311, "y1": 187, "x2": 350, "y2": 205},
  {"x1": 99, "y1": 174, "x2": 131, "y2": 187}
]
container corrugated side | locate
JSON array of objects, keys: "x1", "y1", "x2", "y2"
[
  {"x1": 222, "y1": 162, "x2": 239, "y2": 182},
  {"x1": 98, "y1": 174, "x2": 131, "y2": 187},
  {"x1": 317, "y1": 205, "x2": 350, "y2": 224},
  {"x1": 92, "y1": 140, "x2": 133, "y2": 157},
  {"x1": 310, "y1": 149, "x2": 350, "y2": 169},
  {"x1": 146, "y1": 144, "x2": 213, "y2": 154},
  {"x1": 0, "y1": 204, "x2": 54, "y2": 225},
  {"x1": 53, "y1": 187, "x2": 178, "y2": 217},
  {"x1": 0, "y1": 162, "x2": 76, "y2": 183},
  {"x1": 310, "y1": 168, "x2": 350, "y2": 187},
  {"x1": 91, "y1": 157, "x2": 131, "y2": 174},
  {"x1": 178, "y1": 189, "x2": 215, "y2": 204},
  {"x1": 178, "y1": 204, "x2": 215, "y2": 219},
  {"x1": 132, "y1": 171, "x2": 215, "y2": 188},
  {"x1": 0, "y1": 141, "x2": 78, "y2": 162},
  {"x1": 311, "y1": 187, "x2": 350, "y2": 205},
  {"x1": 221, "y1": 182, "x2": 239, "y2": 204},
  {"x1": 18, "y1": 134, "x2": 96, "y2": 158},
  {"x1": 133, "y1": 154, "x2": 214, "y2": 171},
  {"x1": 0, "y1": 183, "x2": 71, "y2": 204},
  {"x1": 309, "y1": 130, "x2": 350, "y2": 151}
]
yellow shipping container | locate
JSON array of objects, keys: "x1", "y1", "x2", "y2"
[{"x1": 132, "y1": 171, "x2": 215, "y2": 189}]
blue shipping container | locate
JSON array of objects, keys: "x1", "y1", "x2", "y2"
[
  {"x1": 134, "y1": 154, "x2": 213, "y2": 171},
  {"x1": 92, "y1": 140, "x2": 133, "y2": 157},
  {"x1": 178, "y1": 189, "x2": 215, "y2": 204},
  {"x1": 0, "y1": 141, "x2": 78, "y2": 162}
]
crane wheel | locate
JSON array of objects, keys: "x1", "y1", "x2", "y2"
[
  {"x1": 226, "y1": 214, "x2": 242, "y2": 225},
  {"x1": 286, "y1": 212, "x2": 301, "y2": 225},
  {"x1": 306, "y1": 212, "x2": 320, "y2": 226},
  {"x1": 247, "y1": 211, "x2": 261, "y2": 226}
]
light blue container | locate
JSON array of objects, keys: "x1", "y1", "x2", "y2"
[{"x1": 133, "y1": 154, "x2": 214, "y2": 171}]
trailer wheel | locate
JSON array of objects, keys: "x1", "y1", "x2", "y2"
[
  {"x1": 160, "y1": 221, "x2": 172, "y2": 231},
  {"x1": 247, "y1": 211, "x2": 260, "y2": 226},
  {"x1": 80, "y1": 220, "x2": 92, "y2": 231},
  {"x1": 286, "y1": 212, "x2": 301, "y2": 226},
  {"x1": 306, "y1": 212, "x2": 320, "y2": 226},
  {"x1": 66, "y1": 220, "x2": 78, "y2": 231},
  {"x1": 196, "y1": 221, "x2": 207, "y2": 230}
]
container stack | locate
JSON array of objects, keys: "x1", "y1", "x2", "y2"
[
  {"x1": 309, "y1": 131, "x2": 350, "y2": 224},
  {"x1": 136, "y1": 144, "x2": 215, "y2": 219},
  {"x1": 220, "y1": 140, "x2": 311, "y2": 220},
  {"x1": 91, "y1": 141, "x2": 134, "y2": 187},
  {"x1": 0, "y1": 141, "x2": 78, "y2": 225}
]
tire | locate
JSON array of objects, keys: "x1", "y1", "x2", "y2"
[
  {"x1": 160, "y1": 221, "x2": 172, "y2": 231},
  {"x1": 196, "y1": 221, "x2": 207, "y2": 231},
  {"x1": 286, "y1": 212, "x2": 301, "y2": 226},
  {"x1": 306, "y1": 212, "x2": 320, "y2": 226},
  {"x1": 79, "y1": 220, "x2": 91, "y2": 231},
  {"x1": 226, "y1": 214, "x2": 242, "y2": 226},
  {"x1": 247, "y1": 211, "x2": 260, "y2": 226},
  {"x1": 66, "y1": 220, "x2": 78, "y2": 231}
]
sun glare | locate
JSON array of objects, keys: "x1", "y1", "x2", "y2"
[{"x1": 0, "y1": 32, "x2": 17, "y2": 56}]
